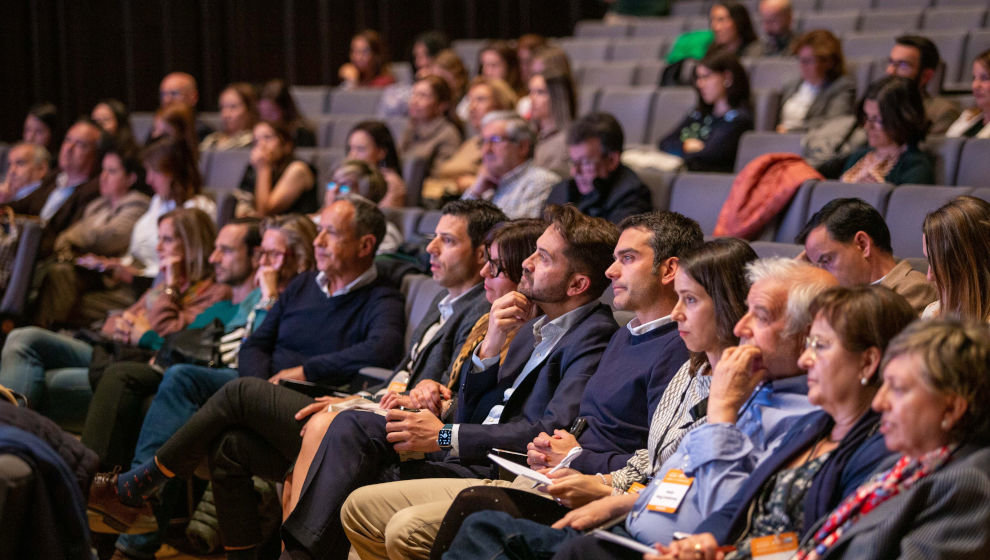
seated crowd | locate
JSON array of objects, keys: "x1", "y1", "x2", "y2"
[{"x1": 2, "y1": 2, "x2": 990, "y2": 559}]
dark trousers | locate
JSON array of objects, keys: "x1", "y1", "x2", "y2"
[
  {"x1": 155, "y1": 377, "x2": 313, "y2": 549},
  {"x1": 81, "y1": 362, "x2": 161, "y2": 469}
]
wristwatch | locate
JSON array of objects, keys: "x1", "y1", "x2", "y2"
[{"x1": 437, "y1": 424, "x2": 453, "y2": 449}]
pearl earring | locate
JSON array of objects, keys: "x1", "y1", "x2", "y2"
[
  {"x1": 941, "y1": 419, "x2": 950, "y2": 430},
  {"x1": 860, "y1": 376, "x2": 868, "y2": 386}
]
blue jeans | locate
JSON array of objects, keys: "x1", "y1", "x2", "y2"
[
  {"x1": 0, "y1": 326, "x2": 92, "y2": 412},
  {"x1": 117, "y1": 364, "x2": 238, "y2": 558},
  {"x1": 444, "y1": 510, "x2": 582, "y2": 559}
]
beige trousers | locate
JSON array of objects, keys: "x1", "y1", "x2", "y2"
[{"x1": 341, "y1": 476, "x2": 544, "y2": 560}]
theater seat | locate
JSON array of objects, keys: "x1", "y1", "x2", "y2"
[
  {"x1": 885, "y1": 185, "x2": 971, "y2": 259},
  {"x1": 598, "y1": 87, "x2": 657, "y2": 145},
  {"x1": 808, "y1": 180, "x2": 894, "y2": 218},
  {"x1": 202, "y1": 149, "x2": 251, "y2": 194},
  {"x1": 733, "y1": 132, "x2": 804, "y2": 173},
  {"x1": 668, "y1": 173, "x2": 735, "y2": 235},
  {"x1": 328, "y1": 88, "x2": 384, "y2": 115},
  {"x1": 0, "y1": 219, "x2": 42, "y2": 326},
  {"x1": 954, "y1": 138, "x2": 990, "y2": 187}
]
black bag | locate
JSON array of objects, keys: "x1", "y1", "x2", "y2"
[
  {"x1": 87, "y1": 338, "x2": 156, "y2": 389},
  {"x1": 153, "y1": 318, "x2": 226, "y2": 371}
]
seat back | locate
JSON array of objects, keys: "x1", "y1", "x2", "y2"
[
  {"x1": 751, "y1": 89, "x2": 782, "y2": 132},
  {"x1": 648, "y1": 87, "x2": 697, "y2": 145},
  {"x1": 921, "y1": 135, "x2": 965, "y2": 186},
  {"x1": 558, "y1": 38, "x2": 611, "y2": 63},
  {"x1": 799, "y1": 11, "x2": 860, "y2": 34},
  {"x1": 0, "y1": 219, "x2": 42, "y2": 321},
  {"x1": 400, "y1": 274, "x2": 445, "y2": 350},
  {"x1": 885, "y1": 185, "x2": 970, "y2": 258},
  {"x1": 748, "y1": 58, "x2": 801, "y2": 91},
  {"x1": 733, "y1": 132, "x2": 804, "y2": 173},
  {"x1": 955, "y1": 138, "x2": 990, "y2": 187},
  {"x1": 574, "y1": 20, "x2": 630, "y2": 39},
  {"x1": 202, "y1": 149, "x2": 251, "y2": 193},
  {"x1": 130, "y1": 112, "x2": 155, "y2": 143},
  {"x1": 610, "y1": 38, "x2": 667, "y2": 61},
  {"x1": 630, "y1": 17, "x2": 687, "y2": 38},
  {"x1": 598, "y1": 87, "x2": 657, "y2": 145},
  {"x1": 925, "y1": 30, "x2": 969, "y2": 86},
  {"x1": 577, "y1": 61, "x2": 639, "y2": 87},
  {"x1": 808, "y1": 180, "x2": 894, "y2": 218},
  {"x1": 328, "y1": 88, "x2": 384, "y2": 115},
  {"x1": 290, "y1": 86, "x2": 331, "y2": 115},
  {"x1": 452, "y1": 39, "x2": 486, "y2": 75},
  {"x1": 636, "y1": 61, "x2": 666, "y2": 86},
  {"x1": 843, "y1": 31, "x2": 904, "y2": 59},
  {"x1": 924, "y1": 7, "x2": 988, "y2": 32},
  {"x1": 859, "y1": 9, "x2": 923, "y2": 31},
  {"x1": 668, "y1": 172, "x2": 735, "y2": 235}
]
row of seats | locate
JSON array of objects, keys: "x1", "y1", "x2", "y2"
[
  {"x1": 555, "y1": 27, "x2": 989, "y2": 89},
  {"x1": 667, "y1": 0, "x2": 985, "y2": 17},
  {"x1": 576, "y1": 6, "x2": 989, "y2": 39}
]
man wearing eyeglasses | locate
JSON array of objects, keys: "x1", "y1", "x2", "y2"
[
  {"x1": 10, "y1": 119, "x2": 106, "y2": 256},
  {"x1": 152, "y1": 72, "x2": 214, "y2": 142},
  {"x1": 463, "y1": 110, "x2": 560, "y2": 219},
  {"x1": 885, "y1": 35, "x2": 960, "y2": 135},
  {"x1": 545, "y1": 112, "x2": 652, "y2": 224}
]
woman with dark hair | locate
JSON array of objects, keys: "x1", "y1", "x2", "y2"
[
  {"x1": 339, "y1": 30, "x2": 395, "y2": 89},
  {"x1": 436, "y1": 238, "x2": 758, "y2": 558},
  {"x1": 709, "y1": 1, "x2": 762, "y2": 58},
  {"x1": 946, "y1": 48, "x2": 990, "y2": 138},
  {"x1": 380, "y1": 31, "x2": 453, "y2": 118},
  {"x1": 529, "y1": 69, "x2": 577, "y2": 178},
  {"x1": 518, "y1": 34, "x2": 549, "y2": 84},
  {"x1": 346, "y1": 120, "x2": 407, "y2": 207},
  {"x1": 839, "y1": 76, "x2": 933, "y2": 185},
  {"x1": 400, "y1": 75, "x2": 463, "y2": 185},
  {"x1": 258, "y1": 79, "x2": 317, "y2": 147},
  {"x1": 653, "y1": 285, "x2": 913, "y2": 560},
  {"x1": 658, "y1": 50, "x2": 753, "y2": 172},
  {"x1": 412, "y1": 31, "x2": 450, "y2": 73},
  {"x1": 200, "y1": 82, "x2": 259, "y2": 151},
  {"x1": 477, "y1": 41, "x2": 525, "y2": 96},
  {"x1": 33, "y1": 145, "x2": 151, "y2": 327},
  {"x1": 237, "y1": 120, "x2": 318, "y2": 217},
  {"x1": 321, "y1": 159, "x2": 403, "y2": 253},
  {"x1": 91, "y1": 99, "x2": 139, "y2": 155},
  {"x1": 777, "y1": 30, "x2": 856, "y2": 133},
  {"x1": 23, "y1": 102, "x2": 59, "y2": 156},
  {"x1": 151, "y1": 104, "x2": 200, "y2": 164},
  {"x1": 921, "y1": 195, "x2": 990, "y2": 322}
]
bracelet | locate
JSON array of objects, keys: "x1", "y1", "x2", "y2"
[
  {"x1": 597, "y1": 473, "x2": 609, "y2": 486},
  {"x1": 162, "y1": 285, "x2": 180, "y2": 299}
]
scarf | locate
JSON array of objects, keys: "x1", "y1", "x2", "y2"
[{"x1": 795, "y1": 445, "x2": 951, "y2": 560}]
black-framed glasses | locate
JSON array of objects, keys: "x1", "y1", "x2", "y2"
[{"x1": 486, "y1": 258, "x2": 506, "y2": 278}]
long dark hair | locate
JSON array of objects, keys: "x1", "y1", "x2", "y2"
[
  {"x1": 348, "y1": 120, "x2": 402, "y2": 173},
  {"x1": 695, "y1": 49, "x2": 752, "y2": 114}
]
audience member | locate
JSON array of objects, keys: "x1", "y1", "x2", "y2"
[
  {"x1": 9, "y1": 119, "x2": 105, "y2": 256},
  {"x1": 659, "y1": 286, "x2": 913, "y2": 560},
  {"x1": 797, "y1": 198, "x2": 936, "y2": 314},
  {"x1": 150, "y1": 103, "x2": 200, "y2": 161},
  {"x1": 921, "y1": 195, "x2": 990, "y2": 322},
  {"x1": 445, "y1": 257, "x2": 835, "y2": 559},
  {"x1": 429, "y1": 50, "x2": 470, "y2": 114},
  {"x1": 399, "y1": 75, "x2": 463, "y2": 181},
  {"x1": 236, "y1": 120, "x2": 317, "y2": 217},
  {"x1": 517, "y1": 34, "x2": 548, "y2": 84},
  {"x1": 155, "y1": 72, "x2": 213, "y2": 141},
  {"x1": 659, "y1": 50, "x2": 753, "y2": 172},
  {"x1": 529, "y1": 69, "x2": 576, "y2": 178},
  {"x1": 257, "y1": 79, "x2": 317, "y2": 147},
  {"x1": 339, "y1": 30, "x2": 395, "y2": 88},
  {"x1": 790, "y1": 319, "x2": 990, "y2": 559},
  {"x1": 946, "y1": 48, "x2": 990, "y2": 138},
  {"x1": 777, "y1": 30, "x2": 856, "y2": 133},
  {"x1": 0, "y1": 208, "x2": 228, "y2": 414},
  {"x1": 323, "y1": 159, "x2": 402, "y2": 253},
  {"x1": 33, "y1": 146, "x2": 151, "y2": 327},
  {"x1": 836, "y1": 76, "x2": 933, "y2": 185},
  {"x1": 433, "y1": 237, "x2": 755, "y2": 557},
  {"x1": 545, "y1": 112, "x2": 651, "y2": 223},
  {"x1": 412, "y1": 31, "x2": 451, "y2": 76},
  {"x1": 69, "y1": 137, "x2": 215, "y2": 326},
  {"x1": 757, "y1": 0, "x2": 794, "y2": 56},
  {"x1": 342, "y1": 211, "x2": 700, "y2": 560},
  {"x1": 709, "y1": 1, "x2": 762, "y2": 58},
  {"x1": 346, "y1": 120, "x2": 407, "y2": 207},
  {"x1": 0, "y1": 142, "x2": 50, "y2": 204},
  {"x1": 886, "y1": 35, "x2": 961, "y2": 135},
  {"x1": 90, "y1": 98, "x2": 139, "y2": 155},
  {"x1": 462, "y1": 110, "x2": 560, "y2": 218},
  {"x1": 422, "y1": 77, "x2": 518, "y2": 202},
  {"x1": 517, "y1": 44, "x2": 575, "y2": 124},
  {"x1": 477, "y1": 41, "x2": 525, "y2": 96},
  {"x1": 379, "y1": 31, "x2": 451, "y2": 117},
  {"x1": 200, "y1": 82, "x2": 258, "y2": 151},
  {"x1": 22, "y1": 102, "x2": 59, "y2": 156}
]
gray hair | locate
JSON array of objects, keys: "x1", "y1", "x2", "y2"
[
  {"x1": 481, "y1": 110, "x2": 536, "y2": 158},
  {"x1": 746, "y1": 257, "x2": 834, "y2": 339},
  {"x1": 13, "y1": 142, "x2": 51, "y2": 170},
  {"x1": 337, "y1": 193, "x2": 387, "y2": 254}
]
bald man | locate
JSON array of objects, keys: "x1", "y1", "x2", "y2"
[
  {"x1": 758, "y1": 0, "x2": 795, "y2": 56},
  {"x1": 154, "y1": 71, "x2": 214, "y2": 141}
]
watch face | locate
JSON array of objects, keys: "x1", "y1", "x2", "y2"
[{"x1": 438, "y1": 428, "x2": 452, "y2": 447}]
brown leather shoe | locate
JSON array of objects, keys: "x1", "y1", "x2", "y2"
[{"x1": 88, "y1": 470, "x2": 158, "y2": 534}]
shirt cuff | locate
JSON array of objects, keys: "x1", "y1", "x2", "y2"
[
  {"x1": 471, "y1": 349, "x2": 500, "y2": 372},
  {"x1": 448, "y1": 424, "x2": 461, "y2": 458}
]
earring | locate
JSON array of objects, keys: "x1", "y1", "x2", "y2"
[
  {"x1": 723, "y1": 80, "x2": 731, "y2": 87},
  {"x1": 941, "y1": 419, "x2": 950, "y2": 430},
  {"x1": 860, "y1": 376, "x2": 868, "y2": 386}
]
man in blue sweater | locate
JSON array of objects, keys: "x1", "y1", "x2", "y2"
[
  {"x1": 340, "y1": 211, "x2": 703, "y2": 559},
  {"x1": 277, "y1": 205, "x2": 620, "y2": 559}
]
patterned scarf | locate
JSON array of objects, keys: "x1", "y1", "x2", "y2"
[{"x1": 795, "y1": 445, "x2": 951, "y2": 560}]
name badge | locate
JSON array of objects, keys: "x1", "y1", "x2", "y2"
[
  {"x1": 646, "y1": 469, "x2": 694, "y2": 513},
  {"x1": 627, "y1": 482, "x2": 647, "y2": 494},
  {"x1": 387, "y1": 381, "x2": 407, "y2": 394},
  {"x1": 750, "y1": 532, "x2": 798, "y2": 560}
]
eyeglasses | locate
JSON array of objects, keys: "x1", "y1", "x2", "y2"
[
  {"x1": 326, "y1": 182, "x2": 351, "y2": 194},
  {"x1": 887, "y1": 59, "x2": 915, "y2": 72},
  {"x1": 480, "y1": 135, "x2": 513, "y2": 147},
  {"x1": 486, "y1": 258, "x2": 506, "y2": 278},
  {"x1": 864, "y1": 115, "x2": 884, "y2": 127},
  {"x1": 258, "y1": 249, "x2": 287, "y2": 261},
  {"x1": 803, "y1": 335, "x2": 828, "y2": 360}
]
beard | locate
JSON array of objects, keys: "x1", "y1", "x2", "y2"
[{"x1": 518, "y1": 270, "x2": 569, "y2": 304}]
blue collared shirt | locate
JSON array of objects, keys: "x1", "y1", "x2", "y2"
[{"x1": 625, "y1": 374, "x2": 818, "y2": 545}]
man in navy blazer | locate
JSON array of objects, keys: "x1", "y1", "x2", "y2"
[{"x1": 278, "y1": 205, "x2": 621, "y2": 560}]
